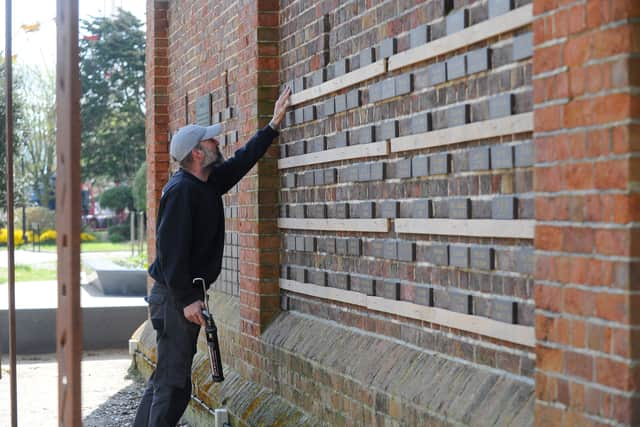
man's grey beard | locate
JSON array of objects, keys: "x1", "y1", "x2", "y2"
[{"x1": 203, "y1": 147, "x2": 224, "y2": 168}]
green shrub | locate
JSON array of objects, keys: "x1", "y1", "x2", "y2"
[
  {"x1": 100, "y1": 186, "x2": 134, "y2": 212},
  {"x1": 107, "y1": 223, "x2": 130, "y2": 242}
]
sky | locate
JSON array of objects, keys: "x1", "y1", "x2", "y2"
[{"x1": 0, "y1": 0, "x2": 146, "y2": 68}]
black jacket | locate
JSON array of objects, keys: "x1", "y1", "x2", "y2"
[{"x1": 148, "y1": 125, "x2": 279, "y2": 308}]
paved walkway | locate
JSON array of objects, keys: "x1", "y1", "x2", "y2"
[{"x1": 0, "y1": 350, "x2": 137, "y2": 426}]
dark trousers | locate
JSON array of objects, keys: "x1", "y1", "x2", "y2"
[{"x1": 133, "y1": 283, "x2": 200, "y2": 427}]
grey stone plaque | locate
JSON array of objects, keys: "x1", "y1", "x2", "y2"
[
  {"x1": 468, "y1": 147, "x2": 491, "y2": 171},
  {"x1": 357, "y1": 126, "x2": 375, "y2": 145},
  {"x1": 450, "y1": 245, "x2": 470, "y2": 268},
  {"x1": 447, "y1": 104, "x2": 470, "y2": 127},
  {"x1": 380, "y1": 37, "x2": 397, "y2": 58},
  {"x1": 336, "y1": 238, "x2": 348, "y2": 255},
  {"x1": 427, "y1": 62, "x2": 447, "y2": 86},
  {"x1": 369, "y1": 82, "x2": 383, "y2": 103},
  {"x1": 396, "y1": 159, "x2": 412, "y2": 178},
  {"x1": 324, "y1": 168, "x2": 337, "y2": 184},
  {"x1": 286, "y1": 236, "x2": 295, "y2": 250},
  {"x1": 335, "y1": 203, "x2": 349, "y2": 219},
  {"x1": 348, "y1": 239, "x2": 362, "y2": 256},
  {"x1": 398, "y1": 241, "x2": 416, "y2": 262},
  {"x1": 351, "y1": 275, "x2": 375, "y2": 296},
  {"x1": 360, "y1": 47, "x2": 376, "y2": 67},
  {"x1": 309, "y1": 269, "x2": 327, "y2": 287},
  {"x1": 290, "y1": 140, "x2": 306, "y2": 156},
  {"x1": 294, "y1": 76, "x2": 306, "y2": 93},
  {"x1": 516, "y1": 247, "x2": 534, "y2": 275},
  {"x1": 381, "y1": 78, "x2": 396, "y2": 99},
  {"x1": 467, "y1": 48, "x2": 490, "y2": 74},
  {"x1": 412, "y1": 156, "x2": 429, "y2": 177},
  {"x1": 395, "y1": 74, "x2": 413, "y2": 96},
  {"x1": 448, "y1": 290, "x2": 471, "y2": 314},
  {"x1": 489, "y1": 93, "x2": 514, "y2": 119},
  {"x1": 304, "y1": 237, "x2": 316, "y2": 252},
  {"x1": 335, "y1": 94, "x2": 347, "y2": 113},
  {"x1": 378, "y1": 201, "x2": 399, "y2": 218},
  {"x1": 449, "y1": 198, "x2": 471, "y2": 219},
  {"x1": 346, "y1": 89, "x2": 361, "y2": 110},
  {"x1": 491, "y1": 145, "x2": 514, "y2": 169},
  {"x1": 370, "y1": 240, "x2": 384, "y2": 258},
  {"x1": 411, "y1": 113, "x2": 432, "y2": 134},
  {"x1": 303, "y1": 105, "x2": 317, "y2": 122},
  {"x1": 303, "y1": 171, "x2": 314, "y2": 186},
  {"x1": 370, "y1": 162, "x2": 385, "y2": 180},
  {"x1": 383, "y1": 240, "x2": 398, "y2": 260},
  {"x1": 429, "y1": 244, "x2": 449, "y2": 265},
  {"x1": 446, "y1": 54, "x2": 467, "y2": 80},
  {"x1": 284, "y1": 173, "x2": 295, "y2": 188},
  {"x1": 513, "y1": 32, "x2": 534, "y2": 61},
  {"x1": 379, "y1": 120, "x2": 399, "y2": 140},
  {"x1": 515, "y1": 142, "x2": 534, "y2": 167},
  {"x1": 335, "y1": 131, "x2": 349, "y2": 148},
  {"x1": 329, "y1": 272, "x2": 350, "y2": 290},
  {"x1": 433, "y1": 288, "x2": 450, "y2": 310},
  {"x1": 470, "y1": 247, "x2": 494, "y2": 270},
  {"x1": 334, "y1": 58, "x2": 350, "y2": 76},
  {"x1": 358, "y1": 201, "x2": 375, "y2": 218},
  {"x1": 379, "y1": 280, "x2": 400, "y2": 300},
  {"x1": 311, "y1": 69, "x2": 327, "y2": 87},
  {"x1": 414, "y1": 286, "x2": 432, "y2": 306},
  {"x1": 429, "y1": 153, "x2": 450, "y2": 175},
  {"x1": 309, "y1": 136, "x2": 326, "y2": 153},
  {"x1": 411, "y1": 199, "x2": 432, "y2": 218},
  {"x1": 222, "y1": 107, "x2": 233, "y2": 121},
  {"x1": 357, "y1": 163, "x2": 371, "y2": 181},
  {"x1": 294, "y1": 108, "x2": 304, "y2": 125},
  {"x1": 446, "y1": 9, "x2": 469, "y2": 35},
  {"x1": 196, "y1": 94, "x2": 212, "y2": 126},
  {"x1": 323, "y1": 98, "x2": 335, "y2": 116},
  {"x1": 492, "y1": 196, "x2": 517, "y2": 219},
  {"x1": 410, "y1": 25, "x2": 430, "y2": 49},
  {"x1": 489, "y1": 0, "x2": 513, "y2": 18},
  {"x1": 293, "y1": 267, "x2": 307, "y2": 283},
  {"x1": 325, "y1": 238, "x2": 336, "y2": 253},
  {"x1": 491, "y1": 300, "x2": 517, "y2": 323}
]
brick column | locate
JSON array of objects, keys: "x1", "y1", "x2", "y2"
[
  {"x1": 237, "y1": 0, "x2": 281, "y2": 343},
  {"x1": 145, "y1": 0, "x2": 169, "y2": 270},
  {"x1": 533, "y1": 1, "x2": 640, "y2": 425}
]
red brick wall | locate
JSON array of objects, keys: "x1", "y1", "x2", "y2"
[{"x1": 533, "y1": 1, "x2": 640, "y2": 425}]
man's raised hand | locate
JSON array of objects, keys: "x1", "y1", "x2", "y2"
[{"x1": 270, "y1": 86, "x2": 292, "y2": 129}]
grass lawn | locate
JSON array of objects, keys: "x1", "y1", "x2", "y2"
[
  {"x1": 0, "y1": 265, "x2": 57, "y2": 284},
  {"x1": 33, "y1": 241, "x2": 146, "y2": 253}
]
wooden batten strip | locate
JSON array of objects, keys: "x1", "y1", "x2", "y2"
[
  {"x1": 290, "y1": 60, "x2": 387, "y2": 106},
  {"x1": 278, "y1": 140, "x2": 389, "y2": 169},
  {"x1": 278, "y1": 218, "x2": 390, "y2": 233},
  {"x1": 280, "y1": 279, "x2": 535, "y2": 347},
  {"x1": 395, "y1": 219, "x2": 535, "y2": 239},
  {"x1": 389, "y1": 5, "x2": 533, "y2": 71},
  {"x1": 391, "y1": 113, "x2": 533, "y2": 153}
]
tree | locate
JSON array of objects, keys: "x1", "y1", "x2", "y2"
[
  {"x1": 99, "y1": 185, "x2": 133, "y2": 214},
  {"x1": 17, "y1": 64, "x2": 56, "y2": 209},
  {"x1": 0, "y1": 60, "x2": 28, "y2": 224},
  {"x1": 132, "y1": 161, "x2": 146, "y2": 211},
  {"x1": 80, "y1": 9, "x2": 145, "y2": 183}
]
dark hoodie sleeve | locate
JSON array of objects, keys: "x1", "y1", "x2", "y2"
[
  {"x1": 210, "y1": 125, "x2": 279, "y2": 194},
  {"x1": 156, "y1": 183, "x2": 201, "y2": 308}
]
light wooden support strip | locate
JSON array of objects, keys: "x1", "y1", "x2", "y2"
[
  {"x1": 389, "y1": 5, "x2": 533, "y2": 71},
  {"x1": 290, "y1": 59, "x2": 387, "y2": 106},
  {"x1": 395, "y1": 219, "x2": 535, "y2": 239},
  {"x1": 278, "y1": 218, "x2": 390, "y2": 233},
  {"x1": 280, "y1": 279, "x2": 535, "y2": 347},
  {"x1": 391, "y1": 113, "x2": 533, "y2": 153},
  {"x1": 278, "y1": 140, "x2": 389, "y2": 169}
]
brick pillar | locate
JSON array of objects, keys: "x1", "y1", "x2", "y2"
[
  {"x1": 145, "y1": 0, "x2": 169, "y2": 271},
  {"x1": 237, "y1": 0, "x2": 281, "y2": 345},
  {"x1": 533, "y1": 1, "x2": 640, "y2": 425}
]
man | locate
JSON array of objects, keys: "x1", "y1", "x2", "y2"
[{"x1": 133, "y1": 86, "x2": 291, "y2": 426}]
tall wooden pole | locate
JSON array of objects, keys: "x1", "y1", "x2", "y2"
[
  {"x1": 5, "y1": 0, "x2": 18, "y2": 425},
  {"x1": 56, "y1": 0, "x2": 82, "y2": 425}
]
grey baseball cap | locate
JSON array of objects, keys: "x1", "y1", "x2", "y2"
[{"x1": 170, "y1": 123, "x2": 223, "y2": 161}]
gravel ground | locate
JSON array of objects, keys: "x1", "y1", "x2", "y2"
[{"x1": 0, "y1": 350, "x2": 192, "y2": 426}]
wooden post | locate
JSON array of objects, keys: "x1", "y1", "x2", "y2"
[{"x1": 56, "y1": 0, "x2": 82, "y2": 425}]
